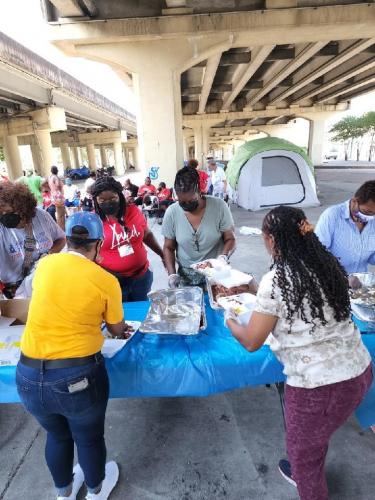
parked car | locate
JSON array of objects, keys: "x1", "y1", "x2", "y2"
[
  {"x1": 66, "y1": 166, "x2": 91, "y2": 180},
  {"x1": 324, "y1": 151, "x2": 338, "y2": 161}
]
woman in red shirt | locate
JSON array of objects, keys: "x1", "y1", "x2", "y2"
[{"x1": 92, "y1": 177, "x2": 164, "y2": 301}]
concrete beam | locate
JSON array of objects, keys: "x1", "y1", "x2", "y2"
[
  {"x1": 50, "y1": 5, "x2": 375, "y2": 44},
  {"x1": 266, "y1": 47, "x2": 295, "y2": 61},
  {"x1": 48, "y1": 0, "x2": 85, "y2": 18},
  {"x1": 316, "y1": 74, "x2": 375, "y2": 103},
  {"x1": 293, "y1": 59, "x2": 375, "y2": 102},
  {"x1": 222, "y1": 45, "x2": 275, "y2": 111},
  {"x1": 0, "y1": 106, "x2": 67, "y2": 137},
  {"x1": 269, "y1": 38, "x2": 375, "y2": 103},
  {"x1": 183, "y1": 103, "x2": 349, "y2": 126},
  {"x1": 247, "y1": 42, "x2": 326, "y2": 106},
  {"x1": 220, "y1": 52, "x2": 251, "y2": 66},
  {"x1": 266, "y1": 0, "x2": 297, "y2": 8},
  {"x1": 198, "y1": 54, "x2": 222, "y2": 114}
]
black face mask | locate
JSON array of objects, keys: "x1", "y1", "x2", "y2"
[
  {"x1": 179, "y1": 200, "x2": 199, "y2": 213},
  {"x1": 0, "y1": 213, "x2": 21, "y2": 228},
  {"x1": 99, "y1": 201, "x2": 120, "y2": 216}
]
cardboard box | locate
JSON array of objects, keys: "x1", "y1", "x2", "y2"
[{"x1": 0, "y1": 299, "x2": 30, "y2": 326}]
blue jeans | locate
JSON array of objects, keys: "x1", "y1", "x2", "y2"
[
  {"x1": 16, "y1": 356, "x2": 109, "y2": 490},
  {"x1": 113, "y1": 268, "x2": 153, "y2": 302}
]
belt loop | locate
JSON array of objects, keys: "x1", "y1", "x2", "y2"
[
  {"x1": 39, "y1": 360, "x2": 44, "y2": 375},
  {"x1": 95, "y1": 352, "x2": 101, "y2": 364}
]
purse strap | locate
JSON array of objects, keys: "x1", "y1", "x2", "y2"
[{"x1": 22, "y1": 223, "x2": 37, "y2": 278}]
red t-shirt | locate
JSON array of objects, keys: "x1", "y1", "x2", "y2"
[
  {"x1": 99, "y1": 204, "x2": 149, "y2": 277},
  {"x1": 198, "y1": 170, "x2": 209, "y2": 194},
  {"x1": 138, "y1": 184, "x2": 156, "y2": 196},
  {"x1": 157, "y1": 188, "x2": 172, "y2": 201}
]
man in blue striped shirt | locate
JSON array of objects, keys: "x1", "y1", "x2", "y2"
[{"x1": 315, "y1": 180, "x2": 375, "y2": 274}]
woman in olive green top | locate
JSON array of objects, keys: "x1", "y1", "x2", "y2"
[{"x1": 162, "y1": 167, "x2": 236, "y2": 287}]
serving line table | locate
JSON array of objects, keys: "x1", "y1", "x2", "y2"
[{"x1": 1, "y1": 299, "x2": 374, "y2": 428}]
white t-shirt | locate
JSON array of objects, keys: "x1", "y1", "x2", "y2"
[
  {"x1": 210, "y1": 168, "x2": 226, "y2": 194},
  {"x1": 63, "y1": 185, "x2": 79, "y2": 202},
  {"x1": 82, "y1": 177, "x2": 95, "y2": 199},
  {"x1": 254, "y1": 269, "x2": 371, "y2": 388},
  {"x1": 0, "y1": 207, "x2": 65, "y2": 283}
]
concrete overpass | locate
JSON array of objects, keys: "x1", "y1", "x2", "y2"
[
  {"x1": 42, "y1": 0, "x2": 375, "y2": 184},
  {"x1": 0, "y1": 31, "x2": 137, "y2": 179}
]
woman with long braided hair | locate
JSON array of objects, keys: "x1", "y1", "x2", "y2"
[
  {"x1": 227, "y1": 206, "x2": 372, "y2": 500},
  {"x1": 91, "y1": 176, "x2": 164, "y2": 301}
]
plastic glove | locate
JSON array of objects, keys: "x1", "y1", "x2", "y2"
[
  {"x1": 224, "y1": 309, "x2": 237, "y2": 324},
  {"x1": 168, "y1": 273, "x2": 181, "y2": 289},
  {"x1": 217, "y1": 254, "x2": 229, "y2": 264}
]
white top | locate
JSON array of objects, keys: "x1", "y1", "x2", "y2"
[
  {"x1": 82, "y1": 177, "x2": 96, "y2": 199},
  {"x1": 210, "y1": 168, "x2": 226, "y2": 194},
  {"x1": 254, "y1": 269, "x2": 371, "y2": 388},
  {"x1": 63, "y1": 185, "x2": 79, "y2": 202}
]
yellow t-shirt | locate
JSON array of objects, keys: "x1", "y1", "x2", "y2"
[{"x1": 21, "y1": 253, "x2": 124, "y2": 359}]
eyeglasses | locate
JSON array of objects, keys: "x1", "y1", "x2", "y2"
[{"x1": 193, "y1": 232, "x2": 200, "y2": 252}]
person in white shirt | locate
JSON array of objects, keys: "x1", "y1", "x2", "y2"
[
  {"x1": 63, "y1": 178, "x2": 80, "y2": 215},
  {"x1": 226, "y1": 205, "x2": 372, "y2": 500},
  {"x1": 208, "y1": 161, "x2": 227, "y2": 199}
]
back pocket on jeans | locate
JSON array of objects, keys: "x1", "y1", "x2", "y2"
[{"x1": 51, "y1": 376, "x2": 98, "y2": 416}]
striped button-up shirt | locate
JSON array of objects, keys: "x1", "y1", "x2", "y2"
[{"x1": 315, "y1": 200, "x2": 375, "y2": 274}]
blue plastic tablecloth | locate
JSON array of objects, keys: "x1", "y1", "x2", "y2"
[{"x1": 1, "y1": 299, "x2": 375, "y2": 428}]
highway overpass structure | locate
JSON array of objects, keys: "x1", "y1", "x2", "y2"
[
  {"x1": 41, "y1": 0, "x2": 375, "y2": 184},
  {"x1": 0, "y1": 31, "x2": 137, "y2": 180}
]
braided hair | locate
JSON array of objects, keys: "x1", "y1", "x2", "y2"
[
  {"x1": 91, "y1": 176, "x2": 126, "y2": 226},
  {"x1": 174, "y1": 167, "x2": 200, "y2": 193},
  {"x1": 262, "y1": 206, "x2": 350, "y2": 329}
]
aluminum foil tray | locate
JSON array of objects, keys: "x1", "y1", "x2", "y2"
[
  {"x1": 140, "y1": 287, "x2": 205, "y2": 335},
  {"x1": 350, "y1": 273, "x2": 375, "y2": 323}
]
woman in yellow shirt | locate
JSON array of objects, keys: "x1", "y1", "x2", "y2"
[{"x1": 17, "y1": 212, "x2": 126, "y2": 500}]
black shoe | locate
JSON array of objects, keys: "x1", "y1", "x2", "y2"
[{"x1": 278, "y1": 459, "x2": 297, "y2": 488}]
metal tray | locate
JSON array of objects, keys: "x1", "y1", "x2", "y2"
[
  {"x1": 350, "y1": 273, "x2": 375, "y2": 322},
  {"x1": 140, "y1": 287, "x2": 205, "y2": 335}
]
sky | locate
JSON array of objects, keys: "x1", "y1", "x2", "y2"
[
  {"x1": 0, "y1": 0, "x2": 136, "y2": 113},
  {"x1": 0, "y1": 0, "x2": 373, "y2": 124}
]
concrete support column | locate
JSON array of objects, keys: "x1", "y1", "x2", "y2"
[
  {"x1": 60, "y1": 143, "x2": 72, "y2": 170},
  {"x1": 100, "y1": 146, "x2": 107, "y2": 167},
  {"x1": 87, "y1": 143, "x2": 97, "y2": 170},
  {"x1": 223, "y1": 144, "x2": 233, "y2": 161},
  {"x1": 113, "y1": 140, "x2": 125, "y2": 175},
  {"x1": 3, "y1": 135, "x2": 23, "y2": 180},
  {"x1": 30, "y1": 143, "x2": 43, "y2": 175},
  {"x1": 307, "y1": 119, "x2": 326, "y2": 167},
  {"x1": 123, "y1": 146, "x2": 130, "y2": 170},
  {"x1": 133, "y1": 68, "x2": 183, "y2": 186},
  {"x1": 34, "y1": 130, "x2": 55, "y2": 177},
  {"x1": 193, "y1": 124, "x2": 210, "y2": 166},
  {"x1": 132, "y1": 147, "x2": 139, "y2": 169},
  {"x1": 71, "y1": 146, "x2": 80, "y2": 169},
  {"x1": 183, "y1": 138, "x2": 189, "y2": 161}
]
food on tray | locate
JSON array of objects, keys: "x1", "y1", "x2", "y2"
[
  {"x1": 211, "y1": 282, "x2": 257, "y2": 302},
  {"x1": 350, "y1": 286, "x2": 375, "y2": 306},
  {"x1": 105, "y1": 322, "x2": 134, "y2": 340},
  {"x1": 196, "y1": 261, "x2": 213, "y2": 270}
]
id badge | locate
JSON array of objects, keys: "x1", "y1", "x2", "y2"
[{"x1": 118, "y1": 244, "x2": 134, "y2": 258}]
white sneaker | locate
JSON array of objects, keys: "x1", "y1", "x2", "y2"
[
  {"x1": 85, "y1": 461, "x2": 119, "y2": 500},
  {"x1": 57, "y1": 463, "x2": 84, "y2": 499}
]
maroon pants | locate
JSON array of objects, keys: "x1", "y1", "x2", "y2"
[{"x1": 285, "y1": 364, "x2": 373, "y2": 500}]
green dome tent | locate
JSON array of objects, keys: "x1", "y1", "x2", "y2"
[{"x1": 226, "y1": 137, "x2": 319, "y2": 211}]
